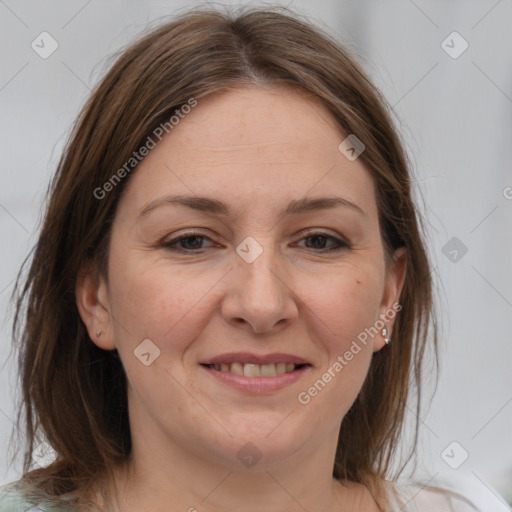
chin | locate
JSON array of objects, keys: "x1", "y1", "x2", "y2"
[{"x1": 197, "y1": 416, "x2": 317, "y2": 470}]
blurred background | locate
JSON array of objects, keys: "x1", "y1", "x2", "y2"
[{"x1": 1, "y1": 0, "x2": 511, "y2": 508}]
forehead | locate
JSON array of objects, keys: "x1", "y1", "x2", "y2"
[
  {"x1": 119, "y1": 84, "x2": 378, "y2": 222},
  {"x1": 169, "y1": 84, "x2": 345, "y2": 167}
]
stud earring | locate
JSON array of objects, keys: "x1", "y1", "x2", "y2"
[
  {"x1": 381, "y1": 327, "x2": 391, "y2": 345},
  {"x1": 95, "y1": 331, "x2": 102, "y2": 338}
]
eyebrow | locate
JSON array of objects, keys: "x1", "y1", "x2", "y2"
[{"x1": 139, "y1": 194, "x2": 366, "y2": 218}]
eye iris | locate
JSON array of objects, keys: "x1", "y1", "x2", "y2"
[
  {"x1": 181, "y1": 236, "x2": 203, "y2": 249},
  {"x1": 306, "y1": 235, "x2": 328, "y2": 249}
]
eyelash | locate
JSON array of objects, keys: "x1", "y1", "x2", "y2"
[{"x1": 161, "y1": 229, "x2": 350, "y2": 254}]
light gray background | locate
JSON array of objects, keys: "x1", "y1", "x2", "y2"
[{"x1": 1, "y1": 0, "x2": 511, "y2": 507}]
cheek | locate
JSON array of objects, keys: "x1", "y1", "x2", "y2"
[
  {"x1": 301, "y1": 265, "x2": 383, "y2": 349},
  {"x1": 106, "y1": 249, "x2": 221, "y2": 359},
  {"x1": 294, "y1": 269, "x2": 382, "y2": 409},
  {"x1": 106, "y1": 258, "x2": 221, "y2": 423}
]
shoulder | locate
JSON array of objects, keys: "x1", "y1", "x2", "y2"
[
  {"x1": 0, "y1": 481, "x2": 67, "y2": 512},
  {"x1": 0, "y1": 482, "x2": 42, "y2": 511},
  {"x1": 384, "y1": 475, "x2": 511, "y2": 512}
]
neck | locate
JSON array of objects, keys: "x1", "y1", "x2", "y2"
[
  {"x1": 103, "y1": 390, "x2": 382, "y2": 512},
  {"x1": 106, "y1": 428, "x2": 381, "y2": 512}
]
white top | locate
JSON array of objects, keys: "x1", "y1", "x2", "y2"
[
  {"x1": 386, "y1": 477, "x2": 511, "y2": 512},
  {"x1": 388, "y1": 481, "x2": 477, "y2": 511}
]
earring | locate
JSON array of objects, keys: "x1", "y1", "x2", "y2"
[
  {"x1": 381, "y1": 327, "x2": 391, "y2": 345},
  {"x1": 95, "y1": 331, "x2": 102, "y2": 338}
]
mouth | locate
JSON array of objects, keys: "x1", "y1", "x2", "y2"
[
  {"x1": 199, "y1": 352, "x2": 312, "y2": 394},
  {"x1": 201, "y1": 362, "x2": 310, "y2": 378}
]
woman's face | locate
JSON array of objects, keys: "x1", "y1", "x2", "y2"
[{"x1": 80, "y1": 84, "x2": 405, "y2": 471}]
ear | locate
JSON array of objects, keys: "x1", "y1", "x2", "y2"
[
  {"x1": 373, "y1": 246, "x2": 407, "y2": 352},
  {"x1": 75, "y1": 261, "x2": 116, "y2": 351}
]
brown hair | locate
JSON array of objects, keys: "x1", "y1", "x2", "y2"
[{"x1": 8, "y1": 5, "x2": 438, "y2": 511}]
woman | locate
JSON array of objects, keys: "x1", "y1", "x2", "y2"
[{"x1": 0, "y1": 5, "x2": 495, "y2": 512}]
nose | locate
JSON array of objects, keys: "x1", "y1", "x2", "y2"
[{"x1": 220, "y1": 244, "x2": 299, "y2": 334}]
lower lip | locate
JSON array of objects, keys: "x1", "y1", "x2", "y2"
[{"x1": 200, "y1": 365, "x2": 310, "y2": 394}]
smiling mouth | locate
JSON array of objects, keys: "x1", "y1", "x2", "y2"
[{"x1": 201, "y1": 362, "x2": 309, "y2": 377}]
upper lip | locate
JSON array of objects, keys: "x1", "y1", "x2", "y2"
[{"x1": 200, "y1": 352, "x2": 311, "y2": 366}]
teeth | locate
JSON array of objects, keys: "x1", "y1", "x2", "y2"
[
  {"x1": 244, "y1": 364, "x2": 260, "y2": 377},
  {"x1": 260, "y1": 364, "x2": 276, "y2": 377},
  {"x1": 209, "y1": 362, "x2": 302, "y2": 377},
  {"x1": 230, "y1": 362, "x2": 244, "y2": 375}
]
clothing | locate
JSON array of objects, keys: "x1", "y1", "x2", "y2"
[
  {"x1": 386, "y1": 481, "x2": 480, "y2": 511},
  {"x1": 0, "y1": 479, "x2": 507, "y2": 511},
  {"x1": 0, "y1": 483, "x2": 57, "y2": 512}
]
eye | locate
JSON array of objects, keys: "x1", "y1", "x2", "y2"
[
  {"x1": 294, "y1": 230, "x2": 350, "y2": 253},
  {"x1": 161, "y1": 230, "x2": 351, "y2": 254},
  {"x1": 161, "y1": 232, "x2": 217, "y2": 252}
]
